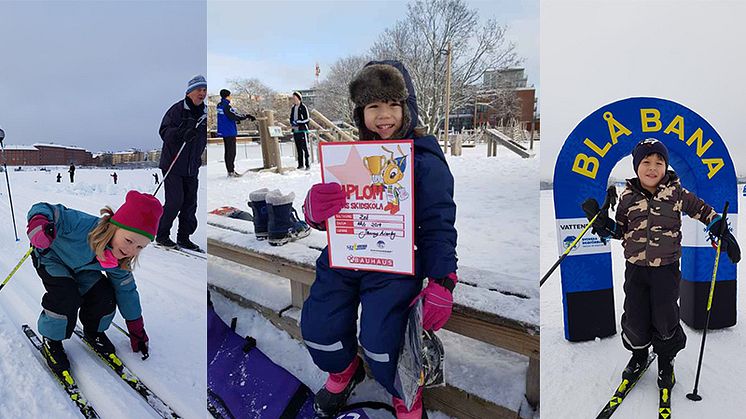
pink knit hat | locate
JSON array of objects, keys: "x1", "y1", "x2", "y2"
[{"x1": 110, "y1": 190, "x2": 163, "y2": 241}]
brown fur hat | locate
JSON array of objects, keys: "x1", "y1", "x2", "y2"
[{"x1": 349, "y1": 63, "x2": 412, "y2": 140}]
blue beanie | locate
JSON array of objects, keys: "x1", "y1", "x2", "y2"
[
  {"x1": 632, "y1": 138, "x2": 669, "y2": 172},
  {"x1": 186, "y1": 75, "x2": 207, "y2": 95}
]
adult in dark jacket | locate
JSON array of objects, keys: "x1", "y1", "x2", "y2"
[
  {"x1": 68, "y1": 164, "x2": 75, "y2": 183},
  {"x1": 156, "y1": 75, "x2": 208, "y2": 251},
  {"x1": 290, "y1": 91, "x2": 311, "y2": 170},
  {"x1": 217, "y1": 89, "x2": 255, "y2": 177}
]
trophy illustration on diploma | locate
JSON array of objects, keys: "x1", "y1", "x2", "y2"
[{"x1": 363, "y1": 154, "x2": 386, "y2": 185}]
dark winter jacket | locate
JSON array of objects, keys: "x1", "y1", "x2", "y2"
[
  {"x1": 158, "y1": 96, "x2": 207, "y2": 177},
  {"x1": 615, "y1": 171, "x2": 718, "y2": 267},
  {"x1": 290, "y1": 102, "x2": 310, "y2": 131},
  {"x1": 313, "y1": 60, "x2": 458, "y2": 280},
  {"x1": 217, "y1": 98, "x2": 248, "y2": 137}
]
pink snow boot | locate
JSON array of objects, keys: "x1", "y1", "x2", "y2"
[
  {"x1": 314, "y1": 355, "x2": 365, "y2": 417},
  {"x1": 393, "y1": 387, "x2": 427, "y2": 419}
]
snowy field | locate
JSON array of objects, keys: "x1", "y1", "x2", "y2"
[
  {"x1": 0, "y1": 167, "x2": 207, "y2": 418},
  {"x1": 206, "y1": 140, "x2": 539, "y2": 417},
  {"x1": 540, "y1": 186, "x2": 746, "y2": 418}
]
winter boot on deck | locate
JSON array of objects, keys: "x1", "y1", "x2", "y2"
[
  {"x1": 247, "y1": 188, "x2": 270, "y2": 240},
  {"x1": 393, "y1": 387, "x2": 428, "y2": 419},
  {"x1": 266, "y1": 190, "x2": 311, "y2": 246},
  {"x1": 314, "y1": 356, "x2": 366, "y2": 418},
  {"x1": 657, "y1": 355, "x2": 675, "y2": 389},
  {"x1": 42, "y1": 337, "x2": 71, "y2": 375},
  {"x1": 622, "y1": 348, "x2": 649, "y2": 381},
  {"x1": 83, "y1": 330, "x2": 116, "y2": 357}
]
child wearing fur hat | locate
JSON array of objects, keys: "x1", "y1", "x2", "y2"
[
  {"x1": 26, "y1": 190, "x2": 163, "y2": 376},
  {"x1": 582, "y1": 138, "x2": 740, "y2": 393},
  {"x1": 300, "y1": 60, "x2": 457, "y2": 419}
]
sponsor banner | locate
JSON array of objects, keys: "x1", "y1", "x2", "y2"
[
  {"x1": 320, "y1": 140, "x2": 415, "y2": 275},
  {"x1": 681, "y1": 214, "x2": 738, "y2": 247},
  {"x1": 555, "y1": 218, "x2": 611, "y2": 256}
]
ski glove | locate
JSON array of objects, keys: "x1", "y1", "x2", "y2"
[
  {"x1": 416, "y1": 273, "x2": 458, "y2": 331},
  {"x1": 581, "y1": 198, "x2": 620, "y2": 241},
  {"x1": 303, "y1": 182, "x2": 346, "y2": 227},
  {"x1": 707, "y1": 217, "x2": 741, "y2": 264},
  {"x1": 126, "y1": 317, "x2": 150, "y2": 358},
  {"x1": 27, "y1": 214, "x2": 55, "y2": 249}
]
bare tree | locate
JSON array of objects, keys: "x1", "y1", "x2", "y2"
[
  {"x1": 314, "y1": 55, "x2": 372, "y2": 123},
  {"x1": 370, "y1": 0, "x2": 522, "y2": 133}
]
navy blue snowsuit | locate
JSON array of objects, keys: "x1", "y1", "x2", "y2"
[
  {"x1": 301, "y1": 61, "x2": 458, "y2": 398},
  {"x1": 157, "y1": 96, "x2": 207, "y2": 242}
]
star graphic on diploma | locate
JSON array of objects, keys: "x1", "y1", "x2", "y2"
[{"x1": 326, "y1": 146, "x2": 372, "y2": 186}]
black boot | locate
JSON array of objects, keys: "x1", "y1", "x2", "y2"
[
  {"x1": 314, "y1": 359, "x2": 366, "y2": 418},
  {"x1": 42, "y1": 337, "x2": 71, "y2": 374},
  {"x1": 657, "y1": 355, "x2": 675, "y2": 389},
  {"x1": 266, "y1": 191, "x2": 311, "y2": 246},
  {"x1": 177, "y1": 238, "x2": 203, "y2": 252},
  {"x1": 83, "y1": 330, "x2": 116, "y2": 356},
  {"x1": 156, "y1": 236, "x2": 177, "y2": 249},
  {"x1": 622, "y1": 348, "x2": 649, "y2": 380},
  {"x1": 248, "y1": 188, "x2": 270, "y2": 240}
]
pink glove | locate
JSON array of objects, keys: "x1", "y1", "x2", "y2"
[
  {"x1": 416, "y1": 273, "x2": 458, "y2": 331},
  {"x1": 303, "y1": 182, "x2": 346, "y2": 225},
  {"x1": 27, "y1": 214, "x2": 55, "y2": 249},
  {"x1": 126, "y1": 317, "x2": 150, "y2": 359},
  {"x1": 97, "y1": 248, "x2": 118, "y2": 268}
]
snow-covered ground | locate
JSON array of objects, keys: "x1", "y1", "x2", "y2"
[
  {"x1": 206, "y1": 140, "x2": 539, "y2": 417},
  {"x1": 540, "y1": 186, "x2": 746, "y2": 418},
  {"x1": 0, "y1": 167, "x2": 207, "y2": 418}
]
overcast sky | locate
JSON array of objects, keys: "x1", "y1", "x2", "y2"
[
  {"x1": 208, "y1": 0, "x2": 538, "y2": 94},
  {"x1": 541, "y1": 0, "x2": 746, "y2": 181},
  {"x1": 0, "y1": 1, "x2": 206, "y2": 153}
]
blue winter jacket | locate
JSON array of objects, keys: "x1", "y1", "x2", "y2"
[
  {"x1": 217, "y1": 98, "x2": 238, "y2": 137},
  {"x1": 158, "y1": 97, "x2": 207, "y2": 177},
  {"x1": 27, "y1": 203, "x2": 143, "y2": 321},
  {"x1": 337, "y1": 60, "x2": 458, "y2": 280}
]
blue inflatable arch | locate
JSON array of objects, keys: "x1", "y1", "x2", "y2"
[{"x1": 553, "y1": 97, "x2": 738, "y2": 342}]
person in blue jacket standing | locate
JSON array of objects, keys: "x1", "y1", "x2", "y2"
[
  {"x1": 26, "y1": 190, "x2": 162, "y2": 374},
  {"x1": 156, "y1": 75, "x2": 207, "y2": 251},
  {"x1": 217, "y1": 89, "x2": 255, "y2": 177},
  {"x1": 300, "y1": 60, "x2": 458, "y2": 419}
]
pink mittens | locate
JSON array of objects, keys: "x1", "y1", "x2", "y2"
[
  {"x1": 418, "y1": 273, "x2": 458, "y2": 331},
  {"x1": 303, "y1": 182, "x2": 346, "y2": 225},
  {"x1": 27, "y1": 214, "x2": 55, "y2": 249}
]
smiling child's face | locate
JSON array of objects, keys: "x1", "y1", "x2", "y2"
[
  {"x1": 363, "y1": 100, "x2": 403, "y2": 139},
  {"x1": 110, "y1": 228, "x2": 150, "y2": 259},
  {"x1": 637, "y1": 153, "x2": 666, "y2": 193}
]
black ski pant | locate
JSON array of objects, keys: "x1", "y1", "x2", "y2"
[
  {"x1": 223, "y1": 136, "x2": 237, "y2": 173},
  {"x1": 621, "y1": 261, "x2": 686, "y2": 359},
  {"x1": 157, "y1": 173, "x2": 199, "y2": 242},
  {"x1": 69, "y1": 173, "x2": 74, "y2": 183},
  {"x1": 293, "y1": 131, "x2": 309, "y2": 168},
  {"x1": 34, "y1": 253, "x2": 116, "y2": 340}
]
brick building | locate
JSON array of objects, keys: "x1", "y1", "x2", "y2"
[{"x1": 0, "y1": 143, "x2": 93, "y2": 166}]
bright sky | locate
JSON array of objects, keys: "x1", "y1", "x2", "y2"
[
  {"x1": 0, "y1": 1, "x2": 206, "y2": 152},
  {"x1": 541, "y1": 0, "x2": 746, "y2": 181},
  {"x1": 207, "y1": 0, "x2": 538, "y2": 94}
]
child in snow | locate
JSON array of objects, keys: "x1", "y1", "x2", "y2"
[
  {"x1": 26, "y1": 190, "x2": 163, "y2": 375},
  {"x1": 300, "y1": 60, "x2": 458, "y2": 419},
  {"x1": 582, "y1": 138, "x2": 741, "y2": 391}
]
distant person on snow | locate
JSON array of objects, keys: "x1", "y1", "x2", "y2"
[
  {"x1": 217, "y1": 88, "x2": 255, "y2": 177},
  {"x1": 26, "y1": 190, "x2": 162, "y2": 375},
  {"x1": 56, "y1": 173, "x2": 62, "y2": 183},
  {"x1": 111, "y1": 172, "x2": 118, "y2": 185},
  {"x1": 290, "y1": 91, "x2": 310, "y2": 170},
  {"x1": 68, "y1": 163, "x2": 75, "y2": 183},
  {"x1": 153, "y1": 172, "x2": 159, "y2": 185},
  {"x1": 156, "y1": 75, "x2": 207, "y2": 251},
  {"x1": 300, "y1": 61, "x2": 458, "y2": 419},
  {"x1": 582, "y1": 138, "x2": 741, "y2": 394}
]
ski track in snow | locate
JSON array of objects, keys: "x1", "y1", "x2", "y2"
[
  {"x1": 206, "y1": 142, "x2": 539, "y2": 418},
  {"x1": 0, "y1": 167, "x2": 206, "y2": 418},
  {"x1": 541, "y1": 187, "x2": 746, "y2": 418}
]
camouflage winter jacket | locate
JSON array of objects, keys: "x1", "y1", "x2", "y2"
[{"x1": 615, "y1": 171, "x2": 718, "y2": 267}]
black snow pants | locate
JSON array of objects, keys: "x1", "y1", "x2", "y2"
[
  {"x1": 293, "y1": 131, "x2": 309, "y2": 169},
  {"x1": 223, "y1": 136, "x2": 237, "y2": 173},
  {"x1": 157, "y1": 173, "x2": 199, "y2": 242}
]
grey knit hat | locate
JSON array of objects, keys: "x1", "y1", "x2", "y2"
[{"x1": 186, "y1": 75, "x2": 207, "y2": 95}]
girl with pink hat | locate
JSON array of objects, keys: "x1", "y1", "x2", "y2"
[{"x1": 25, "y1": 190, "x2": 163, "y2": 376}]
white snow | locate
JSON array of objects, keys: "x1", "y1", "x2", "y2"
[
  {"x1": 0, "y1": 167, "x2": 206, "y2": 418},
  {"x1": 206, "y1": 141, "x2": 538, "y2": 417},
  {"x1": 540, "y1": 186, "x2": 746, "y2": 418}
]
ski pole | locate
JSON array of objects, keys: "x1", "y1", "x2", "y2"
[
  {"x1": 687, "y1": 201, "x2": 730, "y2": 402},
  {"x1": 153, "y1": 113, "x2": 207, "y2": 196},
  {"x1": 540, "y1": 185, "x2": 618, "y2": 287},
  {"x1": 0, "y1": 247, "x2": 33, "y2": 292},
  {"x1": 0, "y1": 128, "x2": 20, "y2": 241}
]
